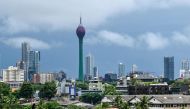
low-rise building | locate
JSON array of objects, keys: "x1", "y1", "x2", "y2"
[
  {"x1": 102, "y1": 95, "x2": 190, "y2": 109},
  {"x1": 116, "y1": 77, "x2": 130, "y2": 95},
  {"x1": 104, "y1": 73, "x2": 117, "y2": 82},
  {"x1": 128, "y1": 83, "x2": 169, "y2": 95},
  {"x1": 89, "y1": 78, "x2": 103, "y2": 91},
  {"x1": 2, "y1": 66, "x2": 24, "y2": 91},
  {"x1": 2, "y1": 66, "x2": 24, "y2": 82}
]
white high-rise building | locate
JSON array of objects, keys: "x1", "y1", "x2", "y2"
[
  {"x1": 180, "y1": 59, "x2": 190, "y2": 79},
  {"x1": 132, "y1": 64, "x2": 138, "y2": 73},
  {"x1": 85, "y1": 54, "x2": 94, "y2": 80},
  {"x1": 118, "y1": 63, "x2": 125, "y2": 78},
  {"x1": 2, "y1": 66, "x2": 24, "y2": 82}
]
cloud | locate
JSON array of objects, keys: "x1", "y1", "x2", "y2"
[
  {"x1": 85, "y1": 29, "x2": 190, "y2": 50},
  {"x1": 86, "y1": 30, "x2": 135, "y2": 47},
  {"x1": 85, "y1": 30, "x2": 169, "y2": 50},
  {"x1": 140, "y1": 33, "x2": 169, "y2": 50},
  {"x1": 0, "y1": 37, "x2": 51, "y2": 49},
  {"x1": 0, "y1": 0, "x2": 190, "y2": 33}
]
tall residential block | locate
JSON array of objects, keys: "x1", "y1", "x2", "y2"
[
  {"x1": 118, "y1": 63, "x2": 125, "y2": 78},
  {"x1": 85, "y1": 54, "x2": 94, "y2": 80},
  {"x1": 164, "y1": 56, "x2": 174, "y2": 81}
]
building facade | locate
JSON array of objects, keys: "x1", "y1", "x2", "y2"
[
  {"x1": 28, "y1": 51, "x2": 40, "y2": 81},
  {"x1": 21, "y1": 42, "x2": 30, "y2": 81},
  {"x1": 102, "y1": 95, "x2": 190, "y2": 109},
  {"x1": 85, "y1": 54, "x2": 94, "y2": 81},
  {"x1": 33, "y1": 73, "x2": 54, "y2": 84},
  {"x1": 164, "y1": 56, "x2": 174, "y2": 81},
  {"x1": 104, "y1": 73, "x2": 117, "y2": 82},
  {"x1": 93, "y1": 66, "x2": 98, "y2": 79},
  {"x1": 118, "y1": 63, "x2": 125, "y2": 78},
  {"x1": 2, "y1": 66, "x2": 24, "y2": 82},
  {"x1": 180, "y1": 59, "x2": 190, "y2": 79}
]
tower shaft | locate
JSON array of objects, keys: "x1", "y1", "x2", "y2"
[{"x1": 78, "y1": 39, "x2": 84, "y2": 81}]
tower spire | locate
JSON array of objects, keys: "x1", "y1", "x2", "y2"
[{"x1": 80, "y1": 16, "x2": 82, "y2": 24}]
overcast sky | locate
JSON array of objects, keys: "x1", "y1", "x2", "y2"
[{"x1": 0, "y1": 0, "x2": 190, "y2": 79}]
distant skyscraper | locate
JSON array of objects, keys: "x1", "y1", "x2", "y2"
[
  {"x1": 131, "y1": 64, "x2": 138, "y2": 73},
  {"x1": 28, "y1": 51, "x2": 40, "y2": 81},
  {"x1": 164, "y1": 56, "x2": 174, "y2": 81},
  {"x1": 118, "y1": 63, "x2": 125, "y2": 78},
  {"x1": 21, "y1": 42, "x2": 30, "y2": 81},
  {"x1": 76, "y1": 17, "x2": 85, "y2": 81},
  {"x1": 93, "y1": 66, "x2": 98, "y2": 79},
  {"x1": 85, "y1": 54, "x2": 94, "y2": 81},
  {"x1": 180, "y1": 59, "x2": 190, "y2": 79}
]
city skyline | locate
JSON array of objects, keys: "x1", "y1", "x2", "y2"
[{"x1": 1, "y1": 0, "x2": 190, "y2": 79}]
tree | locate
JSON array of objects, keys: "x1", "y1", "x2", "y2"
[
  {"x1": 76, "y1": 81, "x2": 88, "y2": 90},
  {"x1": 140, "y1": 96, "x2": 149, "y2": 109},
  {"x1": 39, "y1": 81, "x2": 57, "y2": 100},
  {"x1": 103, "y1": 84, "x2": 119, "y2": 95},
  {"x1": 113, "y1": 95, "x2": 129, "y2": 109},
  {"x1": 45, "y1": 101, "x2": 62, "y2": 109},
  {"x1": 67, "y1": 104, "x2": 85, "y2": 109},
  {"x1": 113, "y1": 95, "x2": 123, "y2": 108},
  {"x1": 19, "y1": 82, "x2": 34, "y2": 99},
  {"x1": 79, "y1": 93, "x2": 103, "y2": 105},
  {"x1": 0, "y1": 82, "x2": 10, "y2": 96}
]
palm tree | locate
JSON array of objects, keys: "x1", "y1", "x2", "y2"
[
  {"x1": 140, "y1": 96, "x2": 149, "y2": 109},
  {"x1": 113, "y1": 95, "x2": 123, "y2": 108}
]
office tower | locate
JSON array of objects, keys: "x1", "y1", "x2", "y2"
[
  {"x1": 21, "y1": 42, "x2": 30, "y2": 81},
  {"x1": 132, "y1": 64, "x2": 138, "y2": 73},
  {"x1": 93, "y1": 66, "x2": 98, "y2": 78},
  {"x1": 76, "y1": 17, "x2": 85, "y2": 81},
  {"x1": 180, "y1": 59, "x2": 190, "y2": 79},
  {"x1": 164, "y1": 56, "x2": 174, "y2": 81},
  {"x1": 118, "y1": 63, "x2": 125, "y2": 78},
  {"x1": 85, "y1": 54, "x2": 94, "y2": 80},
  {"x1": 28, "y1": 51, "x2": 40, "y2": 81}
]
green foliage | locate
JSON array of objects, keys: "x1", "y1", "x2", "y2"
[
  {"x1": 131, "y1": 78, "x2": 143, "y2": 86},
  {"x1": 32, "y1": 83, "x2": 44, "y2": 91},
  {"x1": 79, "y1": 93, "x2": 103, "y2": 105},
  {"x1": 44, "y1": 101, "x2": 62, "y2": 109},
  {"x1": 171, "y1": 79, "x2": 190, "y2": 87},
  {"x1": 0, "y1": 82, "x2": 10, "y2": 96},
  {"x1": 19, "y1": 82, "x2": 34, "y2": 99},
  {"x1": 113, "y1": 95, "x2": 129, "y2": 109},
  {"x1": 76, "y1": 81, "x2": 88, "y2": 90},
  {"x1": 103, "y1": 84, "x2": 119, "y2": 95},
  {"x1": 102, "y1": 103, "x2": 110, "y2": 108},
  {"x1": 39, "y1": 81, "x2": 57, "y2": 100},
  {"x1": 67, "y1": 104, "x2": 86, "y2": 109},
  {"x1": 138, "y1": 96, "x2": 149, "y2": 109}
]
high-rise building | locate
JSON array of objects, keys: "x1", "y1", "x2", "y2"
[
  {"x1": 28, "y1": 51, "x2": 40, "y2": 81},
  {"x1": 179, "y1": 59, "x2": 190, "y2": 79},
  {"x1": 85, "y1": 54, "x2": 94, "y2": 81},
  {"x1": 131, "y1": 64, "x2": 138, "y2": 73},
  {"x1": 76, "y1": 17, "x2": 85, "y2": 81},
  {"x1": 93, "y1": 66, "x2": 98, "y2": 79},
  {"x1": 21, "y1": 42, "x2": 30, "y2": 81},
  {"x1": 118, "y1": 63, "x2": 125, "y2": 78},
  {"x1": 164, "y1": 56, "x2": 174, "y2": 81}
]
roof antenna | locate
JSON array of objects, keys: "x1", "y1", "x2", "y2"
[{"x1": 80, "y1": 13, "x2": 82, "y2": 24}]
